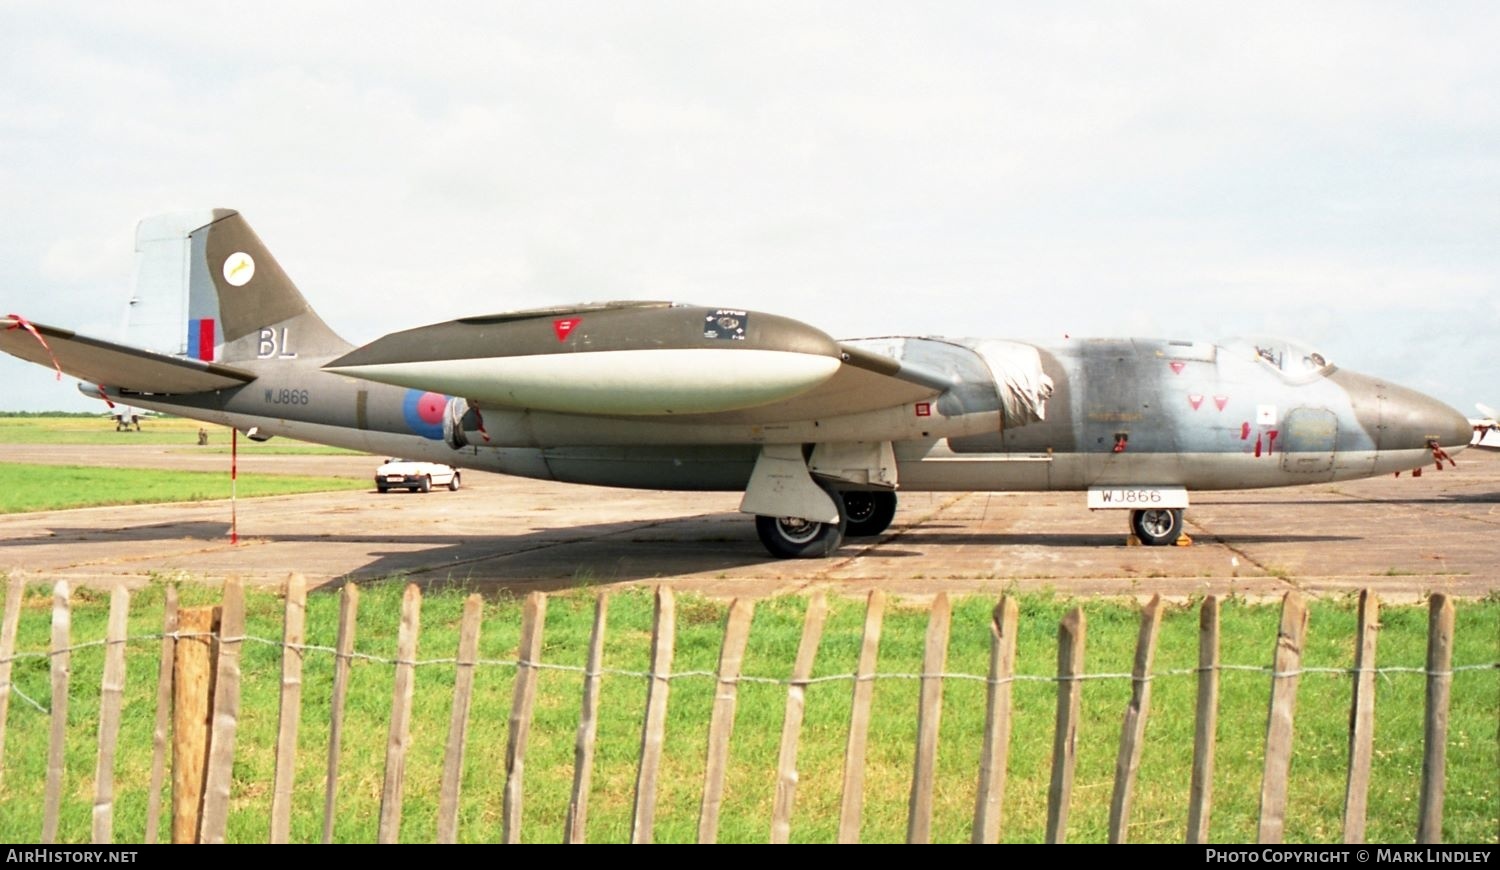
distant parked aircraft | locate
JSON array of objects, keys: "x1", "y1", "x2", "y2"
[
  {"x1": 1472, "y1": 403, "x2": 1500, "y2": 450},
  {"x1": 107, "y1": 404, "x2": 152, "y2": 431}
]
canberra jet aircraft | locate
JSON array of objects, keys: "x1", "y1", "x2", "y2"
[{"x1": 1, "y1": 210, "x2": 1474, "y2": 557}]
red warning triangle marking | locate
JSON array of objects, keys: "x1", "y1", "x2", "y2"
[
  {"x1": 1213, "y1": 395, "x2": 1229, "y2": 411},
  {"x1": 1169, "y1": 361, "x2": 1186, "y2": 374},
  {"x1": 1188, "y1": 394, "x2": 1204, "y2": 410},
  {"x1": 553, "y1": 317, "x2": 581, "y2": 342}
]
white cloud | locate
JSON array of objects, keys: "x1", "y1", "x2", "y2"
[{"x1": 1, "y1": 2, "x2": 1498, "y2": 412}]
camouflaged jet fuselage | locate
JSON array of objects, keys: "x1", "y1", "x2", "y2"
[{"x1": 1, "y1": 210, "x2": 1472, "y2": 558}]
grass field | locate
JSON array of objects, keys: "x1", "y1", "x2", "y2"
[
  {"x1": 0, "y1": 464, "x2": 367, "y2": 513},
  {"x1": 0, "y1": 583, "x2": 1494, "y2": 844},
  {"x1": 0, "y1": 415, "x2": 368, "y2": 513},
  {"x1": 0, "y1": 415, "x2": 358, "y2": 454}
]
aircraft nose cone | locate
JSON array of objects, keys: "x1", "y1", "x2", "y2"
[
  {"x1": 1437, "y1": 402, "x2": 1475, "y2": 451},
  {"x1": 1383, "y1": 384, "x2": 1472, "y2": 453}
]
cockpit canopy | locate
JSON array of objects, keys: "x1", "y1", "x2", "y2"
[{"x1": 1228, "y1": 337, "x2": 1333, "y2": 377}]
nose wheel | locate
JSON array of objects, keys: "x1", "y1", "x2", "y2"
[{"x1": 1130, "y1": 508, "x2": 1184, "y2": 546}]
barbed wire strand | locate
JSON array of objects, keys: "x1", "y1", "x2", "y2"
[{"x1": 1, "y1": 630, "x2": 1494, "y2": 714}]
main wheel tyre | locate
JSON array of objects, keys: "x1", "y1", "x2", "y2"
[
  {"x1": 1130, "y1": 508, "x2": 1184, "y2": 546},
  {"x1": 842, "y1": 490, "x2": 898, "y2": 537},
  {"x1": 755, "y1": 488, "x2": 848, "y2": 559},
  {"x1": 447, "y1": 472, "x2": 461, "y2": 491},
  {"x1": 419, "y1": 475, "x2": 432, "y2": 493}
]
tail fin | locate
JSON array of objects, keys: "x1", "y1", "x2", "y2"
[{"x1": 126, "y1": 209, "x2": 351, "y2": 363}]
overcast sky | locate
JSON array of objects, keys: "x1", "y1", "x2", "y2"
[{"x1": 2, "y1": 2, "x2": 1496, "y2": 415}]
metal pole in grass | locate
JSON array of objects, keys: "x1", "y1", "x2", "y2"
[{"x1": 230, "y1": 427, "x2": 238, "y2": 545}]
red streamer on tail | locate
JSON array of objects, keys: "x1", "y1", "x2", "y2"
[{"x1": 5, "y1": 314, "x2": 63, "y2": 380}]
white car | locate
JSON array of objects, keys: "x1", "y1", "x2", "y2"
[{"x1": 375, "y1": 458, "x2": 461, "y2": 493}]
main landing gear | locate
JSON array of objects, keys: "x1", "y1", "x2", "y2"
[
  {"x1": 841, "y1": 490, "x2": 899, "y2": 538},
  {"x1": 1130, "y1": 507, "x2": 1185, "y2": 546},
  {"x1": 754, "y1": 489, "x2": 899, "y2": 558}
]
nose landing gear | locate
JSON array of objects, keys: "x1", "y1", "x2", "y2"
[{"x1": 1130, "y1": 508, "x2": 1185, "y2": 546}]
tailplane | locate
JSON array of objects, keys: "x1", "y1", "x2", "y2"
[{"x1": 127, "y1": 209, "x2": 351, "y2": 364}]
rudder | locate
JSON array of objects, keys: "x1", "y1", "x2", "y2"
[{"x1": 126, "y1": 209, "x2": 351, "y2": 364}]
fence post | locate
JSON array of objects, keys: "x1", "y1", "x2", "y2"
[
  {"x1": 502, "y1": 591, "x2": 547, "y2": 844},
  {"x1": 378, "y1": 583, "x2": 422, "y2": 844},
  {"x1": 907, "y1": 592, "x2": 952, "y2": 844},
  {"x1": 172, "y1": 604, "x2": 220, "y2": 843},
  {"x1": 1257, "y1": 591, "x2": 1308, "y2": 844},
  {"x1": 0, "y1": 573, "x2": 24, "y2": 790},
  {"x1": 630, "y1": 587, "x2": 676, "y2": 844},
  {"x1": 42, "y1": 580, "x2": 70, "y2": 845},
  {"x1": 565, "y1": 593, "x2": 609, "y2": 844},
  {"x1": 838, "y1": 589, "x2": 886, "y2": 844},
  {"x1": 770, "y1": 592, "x2": 828, "y2": 844},
  {"x1": 91, "y1": 584, "x2": 130, "y2": 844},
  {"x1": 1417, "y1": 593, "x2": 1454, "y2": 844},
  {"x1": 199, "y1": 577, "x2": 245, "y2": 844},
  {"x1": 698, "y1": 597, "x2": 755, "y2": 843},
  {"x1": 1108, "y1": 594, "x2": 1163, "y2": 843},
  {"x1": 270, "y1": 573, "x2": 307, "y2": 843},
  {"x1": 1045, "y1": 606, "x2": 1085, "y2": 844},
  {"x1": 1342, "y1": 589, "x2": 1379, "y2": 844},
  {"x1": 972, "y1": 595, "x2": 1018, "y2": 844},
  {"x1": 1186, "y1": 595, "x2": 1220, "y2": 844},
  {"x1": 144, "y1": 585, "x2": 178, "y2": 844},
  {"x1": 437, "y1": 593, "x2": 484, "y2": 844},
  {"x1": 322, "y1": 583, "x2": 360, "y2": 843}
]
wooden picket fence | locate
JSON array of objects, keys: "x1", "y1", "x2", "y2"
[{"x1": 0, "y1": 576, "x2": 1474, "y2": 844}]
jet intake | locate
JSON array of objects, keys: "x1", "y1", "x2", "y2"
[
  {"x1": 966, "y1": 340, "x2": 1055, "y2": 427},
  {"x1": 444, "y1": 397, "x2": 478, "y2": 450}
]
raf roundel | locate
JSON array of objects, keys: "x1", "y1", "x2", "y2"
[
  {"x1": 223, "y1": 252, "x2": 256, "y2": 287},
  {"x1": 402, "y1": 389, "x2": 447, "y2": 440}
]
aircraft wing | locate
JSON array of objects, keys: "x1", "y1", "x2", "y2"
[
  {"x1": 1, "y1": 317, "x2": 258, "y2": 394},
  {"x1": 1472, "y1": 402, "x2": 1500, "y2": 450}
]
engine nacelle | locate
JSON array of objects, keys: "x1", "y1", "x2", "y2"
[{"x1": 328, "y1": 303, "x2": 844, "y2": 416}]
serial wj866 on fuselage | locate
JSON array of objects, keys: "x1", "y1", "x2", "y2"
[{"x1": 0, "y1": 210, "x2": 1474, "y2": 557}]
